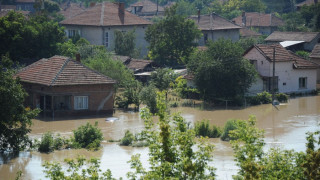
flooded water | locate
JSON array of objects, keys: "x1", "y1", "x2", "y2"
[{"x1": 1, "y1": 96, "x2": 319, "y2": 180}]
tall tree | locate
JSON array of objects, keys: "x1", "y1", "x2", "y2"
[
  {"x1": 114, "y1": 29, "x2": 137, "y2": 57},
  {"x1": 145, "y1": 4, "x2": 201, "y2": 66},
  {"x1": 0, "y1": 56, "x2": 39, "y2": 152},
  {"x1": 188, "y1": 39, "x2": 257, "y2": 102}
]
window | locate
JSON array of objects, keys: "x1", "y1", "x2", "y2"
[
  {"x1": 204, "y1": 34, "x2": 208, "y2": 44},
  {"x1": 105, "y1": 32, "x2": 109, "y2": 47},
  {"x1": 74, "y1": 96, "x2": 88, "y2": 110},
  {"x1": 68, "y1": 29, "x2": 79, "y2": 38},
  {"x1": 299, "y1": 77, "x2": 307, "y2": 89}
]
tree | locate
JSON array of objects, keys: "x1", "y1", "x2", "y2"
[
  {"x1": 188, "y1": 39, "x2": 257, "y2": 102},
  {"x1": 114, "y1": 29, "x2": 138, "y2": 57},
  {"x1": 145, "y1": 5, "x2": 202, "y2": 66},
  {"x1": 127, "y1": 92, "x2": 216, "y2": 179},
  {"x1": 0, "y1": 56, "x2": 39, "y2": 152},
  {"x1": 150, "y1": 68, "x2": 177, "y2": 91},
  {"x1": 139, "y1": 84, "x2": 157, "y2": 113}
]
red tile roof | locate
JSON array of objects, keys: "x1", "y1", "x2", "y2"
[
  {"x1": 250, "y1": 44, "x2": 318, "y2": 69},
  {"x1": 233, "y1": 12, "x2": 284, "y2": 27},
  {"x1": 310, "y1": 44, "x2": 320, "y2": 58},
  {"x1": 129, "y1": 0, "x2": 164, "y2": 13},
  {"x1": 60, "y1": 2, "x2": 152, "y2": 26},
  {"x1": 16, "y1": 56, "x2": 116, "y2": 86},
  {"x1": 265, "y1": 31, "x2": 320, "y2": 42},
  {"x1": 59, "y1": 3, "x2": 85, "y2": 19},
  {"x1": 189, "y1": 13, "x2": 241, "y2": 31}
]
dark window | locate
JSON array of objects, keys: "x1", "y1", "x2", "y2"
[{"x1": 299, "y1": 77, "x2": 307, "y2": 89}]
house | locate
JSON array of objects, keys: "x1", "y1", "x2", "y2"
[
  {"x1": 127, "y1": 0, "x2": 165, "y2": 18},
  {"x1": 60, "y1": 2, "x2": 152, "y2": 57},
  {"x1": 15, "y1": 55, "x2": 116, "y2": 117},
  {"x1": 113, "y1": 55, "x2": 156, "y2": 73},
  {"x1": 310, "y1": 44, "x2": 320, "y2": 83},
  {"x1": 189, "y1": 13, "x2": 241, "y2": 46},
  {"x1": 232, "y1": 12, "x2": 284, "y2": 35},
  {"x1": 239, "y1": 27, "x2": 262, "y2": 39},
  {"x1": 265, "y1": 31, "x2": 320, "y2": 51},
  {"x1": 59, "y1": 2, "x2": 85, "y2": 19},
  {"x1": 16, "y1": 0, "x2": 35, "y2": 12},
  {"x1": 296, "y1": 0, "x2": 319, "y2": 10},
  {"x1": 244, "y1": 44, "x2": 318, "y2": 94}
]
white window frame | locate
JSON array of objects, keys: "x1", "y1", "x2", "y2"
[
  {"x1": 68, "y1": 29, "x2": 80, "y2": 38},
  {"x1": 105, "y1": 32, "x2": 109, "y2": 47},
  {"x1": 74, "y1": 96, "x2": 88, "y2": 110},
  {"x1": 299, "y1": 77, "x2": 307, "y2": 89}
]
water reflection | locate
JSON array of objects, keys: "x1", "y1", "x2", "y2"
[{"x1": 0, "y1": 96, "x2": 319, "y2": 180}]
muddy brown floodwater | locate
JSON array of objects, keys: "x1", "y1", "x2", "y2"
[{"x1": 1, "y1": 96, "x2": 320, "y2": 180}]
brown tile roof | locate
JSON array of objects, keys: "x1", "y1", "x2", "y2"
[
  {"x1": 112, "y1": 55, "x2": 131, "y2": 63},
  {"x1": 126, "y1": 59, "x2": 153, "y2": 72},
  {"x1": 233, "y1": 12, "x2": 284, "y2": 27},
  {"x1": 189, "y1": 13, "x2": 241, "y2": 31},
  {"x1": 310, "y1": 44, "x2": 320, "y2": 58},
  {"x1": 16, "y1": 55, "x2": 116, "y2": 86},
  {"x1": 240, "y1": 27, "x2": 262, "y2": 37},
  {"x1": 265, "y1": 31, "x2": 320, "y2": 42},
  {"x1": 249, "y1": 44, "x2": 318, "y2": 69},
  {"x1": 60, "y1": 2, "x2": 152, "y2": 26},
  {"x1": 16, "y1": 0, "x2": 35, "y2": 3},
  {"x1": 296, "y1": 0, "x2": 319, "y2": 7},
  {"x1": 129, "y1": 0, "x2": 164, "y2": 13},
  {"x1": 59, "y1": 3, "x2": 85, "y2": 19},
  {"x1": 0, "y1": 10, "x2": 30, "y2": 18}
]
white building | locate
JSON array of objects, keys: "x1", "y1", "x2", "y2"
[
  {"x1": 244, "y1": 44, "x2": 318, "y2": 95},
  {"x1": 60, "y1": 2, "x2": 152, "y2": 57}
]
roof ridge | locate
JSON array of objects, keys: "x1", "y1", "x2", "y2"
[{"x1": 50, "y1": 57, "x2": 70, "y2": 86}]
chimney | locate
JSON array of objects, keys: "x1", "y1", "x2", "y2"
[
  {"x1": 90, "y1": 2, "x2": 96, "y2": 7},
  {"x1": 242, "y1": 11, "x2": 246, "y2": 26},
  {"x1": 118, "y1": 2, "x2": 125, "y2": 24},
  {"x1": 76, "y1": 54, "x2": 81, "y2": 63},
  {"x1": 197, "y1": 9, "x2": 200, "y2": 23}
]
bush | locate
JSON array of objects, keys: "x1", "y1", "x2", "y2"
[
  {"x1": 73, "y1": 122, "x2": 103, "y2": 150},
  {"x1": 38, "y1": 132, "x2": 54, "y2": 153},
  {"x1": 194, "y1": 120, "x2": 222, "y2": 138},
  {"x1": 53, "y1": 134, "x2": 65, "y2": 150},
  {"x1": 120, "y1": 130, "x2": 135, "y2": 146},
  {"x1": 139, "y1": 84, "x2": 157, "y2": 113},
  {"x1": 221, "y1": 119, "x2": 239, "y2": 141},
  {"x1": 276, "y1": 93, "x2": 289, "y2": 103},
  {"x1": 248, "y1": 91, "x2": 272, "y2": 105}
]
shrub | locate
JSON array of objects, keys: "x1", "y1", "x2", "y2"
[
  {"x1": 257, "y1": 91, "x2": 272, "y2": 104},
  {"x1": 73, "y1": 122, "x2": 103, "y2": 150},
  {"x1": 276, "y1": 93, "x2": 288, "y2": 103},
  {"x1": 221, "y1": 119, "x2": 239, "y2": 141},
  {"x1": 53, "y1": 134, "x2": 65, "y2": 150},
  {"x1": 194, "y1": 120, "x2": 222, "y2": 138},
  {"x1": 120, "y1": 130, "x2": 135, "y2": 146},
  {"x1": 38, "y1": 132, "x2": 54, "y2": 153}
]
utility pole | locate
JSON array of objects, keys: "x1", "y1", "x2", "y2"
[{"x1": 272, "y1": 46, "x2": 276, "y2": 104}]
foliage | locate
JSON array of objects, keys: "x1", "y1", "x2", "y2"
[
  {"x1": 0, "y1": 56, "x2": 39, "y2": 152},
  {"x1": 145, "y1": 4, "x2": 202, "y2": 66},
  {"x1": 302, "y1": 131, "x2": 320, "y2": 179},
  {"x1": 279, "y1": 12, "x2": 309, "y2": 32},
  {"x1": 127, "y1": 92, "x2": 216, "y2": 179},
  {"x1": 116, "y1": 80, "x2": 142, "y2": 109},
  {"x1": 188, "y1": 39, "x2": 257, "y2": 102},
  {"x1": 150, "y1": 68, "x2": 177, "y2": 91},
  {"x1": 221, "y1": 119, "x2": 239, "y2": 141},
  {"x1": 139, "y1": 84, "x2": 158, "y2": 113},
  {"x1": 237, "y1": 36, "x2": 266, "y2": 52},
  {"x1": 223, "y1": 0, "x2": 266, "y2": 13},
  {"x1": 276, "y1": 93, "x2": 288, "y2": 103},
  {"x1": 120, "y1": 130, "x2": 135, "y2": 146},
  {"x1": 248, "y1": 91, "x2": 272, "y2": 105},
  {"x1": 194, "y1": 120, "x2": 222, "y2": 138},
  {"x1": 0, "y1": 11, "x2": 65, "y2": 62},
  {"x1": 72, "y1": 122, "x2": 103, "y2": 150},
  {"x1": 173, "y1": 76, "x2": 200, "y2": 99},
  {"x1": 296, "y1": 50, "x2": 310, "y2": 60},
  {"x1": 114, "y1": 29, "x2": 139, "y2": 57},
  {"x1": 43, "y1": 156, "x2": 116, "y2": 180},
  {"x1": 38, "y1": 132, "x2": 54, "y2": 153}
]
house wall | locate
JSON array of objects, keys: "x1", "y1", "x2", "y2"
[
  {"x1": 198, "y1": 29, "x2": 240, "y2": 46},
  {"x1": 310, "y1": 57, "x2": 320, "y2": 83},
  {"x1": 254, "y1": 26, "x2": 273, "y2": 35},
  {"x1": 63, "y1": 24, "x2": 150, "y2": 57},
  {"x1": 244, "y1": 48, "x2": 271, "y2": 77},
  {"x1": 22, "y1": 82, "x2": 115, "y2": 116},
  {"x1": 247, "y1": 76, "x2": 264, "y2": 95}
]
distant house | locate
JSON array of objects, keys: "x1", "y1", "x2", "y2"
[
  {"x1": 310, "y1": 44, "x2": 320, "y2": 83},
  {"x1": 16, "y1": 0, "x2": 35, "y2": 12},
  {"x1": 15, "y1": 55, "x2": 116, "y2": 117},
  {"x1": 296, "y1": 0, "x2": 319, "y2": 10},
  {"x1": 113, "y1": 55, "x2": 155, "y2": 73},
  {"x1": 232, "y1": 12, "x2": 284, "y2": 35},
  {"x1": 59, "y1": 2, "x2": 85, "y2": 19},
  {"x1": 239, "y1": 27, "x2": 262, "y2": 39},
  {"x1": 127, "y1": 0, "x2": 165, "y2": 18},
  {"x1": 60, "y1": 2, "x2": 152, "y2": 57},
  {"x1": 265, "y1": 31, "x2": 320, "y2": 51},
  {"x1": 189, "y1": 13, "x2": 241, "y2": 45},
  {"x1": 244, "y1": 44, "x2": 318, "y2": 94}
]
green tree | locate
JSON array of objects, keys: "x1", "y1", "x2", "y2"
[
  {"x1": 0, "y1": 56, "x2": 39, "y2": 152},
  {"x1": 127, "y1": 92, "x2": 216, "y2": 179},
  {"x1": 145, "y1": 5, "x2": 202, "y2": 66},
  {"x1": 139, "y1": 84, "x2": 158, "y2": 113},
  {"x1": 150, "y1": 68, "x2": 177, "y2": 91},
  {"x1": 114, "y1": 29, "x2": 139, "y2": 57},
  {"x1": 72, "y1": 122, "x2": 103, "y2": 150},
  {"x1": 188, "y1": 39, "x2": 257, "y2": 102}
]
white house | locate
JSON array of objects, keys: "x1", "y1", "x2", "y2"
[
  {"x1": 60, "y1": 2, "x2": 152, "y2": 57},
  {"x1": 244, "y1": 44, "x2": 318, "y2": 95}
]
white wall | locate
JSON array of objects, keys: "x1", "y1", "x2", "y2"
[{"x1": 198, "y1": 29, "x2": 240, "y2": 46}]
